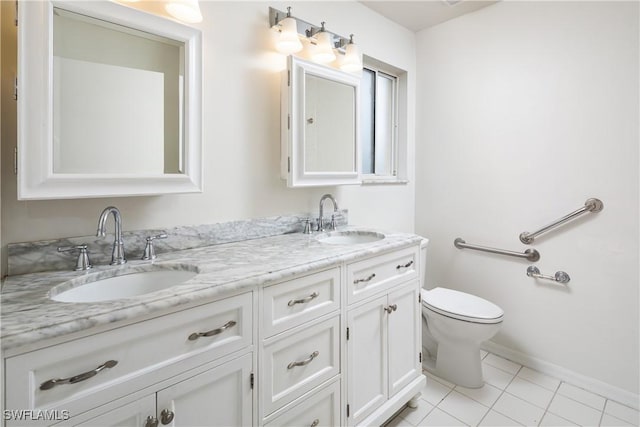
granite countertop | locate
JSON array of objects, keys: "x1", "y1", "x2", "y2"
[{"x1": 1, "y1": 228, "x2": 423, "y2": 354}]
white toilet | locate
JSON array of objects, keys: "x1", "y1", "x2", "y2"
[
  {"x1": 419, "y1": 243, "x2": 504, "y2": 388},
  {"x1": 421, "y1": 287, "x2": 503, "y2": 388}
]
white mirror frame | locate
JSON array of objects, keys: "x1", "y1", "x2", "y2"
[
  {"x1": 281, "y1": 56, "x2": 361, "y2": 187},
  {"x1": 18, "y1": 1, "x2": 203, "y2": 200}
]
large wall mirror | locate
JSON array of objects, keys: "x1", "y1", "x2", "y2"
[
  {"x1": 281, "y1": 56, "x2": 360, "y2": 187},
  {"x1": 18, "y1": 1, "x2": 202, "y2": 199}
]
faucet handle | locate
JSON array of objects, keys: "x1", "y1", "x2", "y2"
[
  {"x1": 330, "y1": 214, "x2": 337, "y2": 231},
  {"x1": 142, "y1": 234, "x2": 167, "y2": 260},
  {"x1": 301, "y1": 218, "x2": 312, "y2": 234},
  {"x1": 57, "y1": 244, "x2": 92, "y2": 271}
]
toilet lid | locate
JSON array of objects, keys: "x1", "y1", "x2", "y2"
[{"x1": 422, "y1": 288, "x2": 504, "y2": 324}]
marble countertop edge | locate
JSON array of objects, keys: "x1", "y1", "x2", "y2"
[{"x1": 1, "y1": 229, "x2": 424, "y2": 354}]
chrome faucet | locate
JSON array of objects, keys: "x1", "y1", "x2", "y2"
[
  {"x1": 96, "y1": 206, "x2": 126, "y2": 265},
  {"x1": 318, "y1": 194, "x2": 339, "y2": 232}
]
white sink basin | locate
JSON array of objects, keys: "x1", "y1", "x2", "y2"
[
  {"x1": 317, "y1": 231, "x2": 385, "y2": 245},
  {"x1": 50, "y1": 269, "x2": 198, "y2": 303}
]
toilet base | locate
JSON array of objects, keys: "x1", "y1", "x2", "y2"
[{"x1": 435, "y1": 342, "x2": 484, "y2": 388}]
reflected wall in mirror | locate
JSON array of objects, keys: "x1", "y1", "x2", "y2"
[
  {"x1": 53, "y1": 8, "x2": 183, "y2": 175},
  {"x1": 18, "y1": 1, "x2": 202, "y2": 199},
  {"x1": 281, "y1": 56, "x2": 361, "y2": 187}
]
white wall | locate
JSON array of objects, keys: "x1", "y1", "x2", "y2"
[
  {"x1": 0, "y1": 2, "x2": 416, "y2": 274},
  {"x1": 415, "y1": 1, "x2": 639, "y2": 401}
]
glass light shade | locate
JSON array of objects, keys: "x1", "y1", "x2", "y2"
[
  {"x1": 276, "y1": 17, "x2": 302, "y2": 54},
  {"x1": 165, "y1": 0, "x2": 203, "y2": 24},
  {"x1": 312, "y1": 31, "x2": 336, "y2": 63},
  {"x1": 340, "y1": 42, "x2": 362, "y2": 72}
]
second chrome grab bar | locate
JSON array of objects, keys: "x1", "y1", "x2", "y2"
[
  {"x1": 454, "y1": 238, "x2": 540, "y2": 262},
  {"x1": 520, "y1": 198, "x2": 603, "y2": 244},
  {"x1": 527, "y1": 266, "x2": 570, "y2": 284}
]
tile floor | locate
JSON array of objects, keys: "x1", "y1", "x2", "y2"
[{"x1": 384, "y1": 351, "x2": 639, "y2": 427}]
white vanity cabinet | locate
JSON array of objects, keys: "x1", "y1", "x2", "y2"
[
  {"x1": 5, "y1": 292, "x2": 254, "y2": 426},
  {"x1": 54, "y1": 354, "x2": 253, "y2": 427},
  {"x1": 345, "y1": 249, "x2": 424, "y2": 426},
  {"x1": 3, "y1": 240, "x2": 425, "y2": 427},
  {"x1": 259, "y1": 268, "x2": 341, "y2": 426}
]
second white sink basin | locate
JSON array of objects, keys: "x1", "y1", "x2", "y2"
[
  {"x1": 317, "y1": 230, "x2": 385, "y2": 245},
  {"x1": 50, "y1": 268, "x2": 198, "y2": 303}
]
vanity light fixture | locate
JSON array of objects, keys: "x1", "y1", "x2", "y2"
[
  {"x1": 311, "y1": 22, "x2": 336, "y2": 64},
  {"x1": 340, "y1": 34, "x2": 362, "y2": 72},
  {"x1": 165, "y1": 0, "x2": 202, "y2": 23},
  {"x1": 274, "y1": 7, "x2": 303, "y2": 54},
  {"x1": 269, "y1": 7, "x2": 362, "y2": 71}
]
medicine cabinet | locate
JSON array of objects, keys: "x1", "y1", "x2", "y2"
[
  {"x1": 18, "y1": 1, "x2": 202, "y2": 199},
  {"x1": 281, "y1": 56, "x2": 361, "y2": 187}
]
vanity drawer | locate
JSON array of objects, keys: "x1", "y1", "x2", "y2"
[
  {"x1": 262, "y1": 315, "x2": 340, "y2": 416},
  {"x1": 5, "y1": 292, "x2": 252, "y2": 416},
  {"x1": 264, "y1": 379, "x2": 340, "y2": 427},
  {"x1": 347, "y1": 246, "x2": 419, "y2": 304},
  {"x1": 263, "y1": 268, "x2": 340, "y2": 338}
]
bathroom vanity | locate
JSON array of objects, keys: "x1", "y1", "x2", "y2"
[{"x1": 1, "y1": 229, "x2": 426, "y2": 426}]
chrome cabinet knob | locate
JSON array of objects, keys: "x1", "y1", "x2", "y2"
[
  {"x1": 160, "y1": 409, "x2": 174, "y2": 425},
  {"x1": 145, "y1": 416, "x2": 159, "y2": 427},
  {"x1": 384, "y1": 304, "x2": 397, "y2": 314}
]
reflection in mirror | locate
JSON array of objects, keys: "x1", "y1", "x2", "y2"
[
  {"x1": 53, "y1": 8, "x2": 184, "y2": 175},
  {"x1": 304, "y1": 75, "x2": 355, "y2": 173}
]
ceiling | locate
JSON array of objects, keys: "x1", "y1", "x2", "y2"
[{"x1": 360, "y1": 1, "x2": 498, "y2": 32}]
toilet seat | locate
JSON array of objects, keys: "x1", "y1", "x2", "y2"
[{"x1": 422, "y1": 288, "x2": 503, "y2": 324}]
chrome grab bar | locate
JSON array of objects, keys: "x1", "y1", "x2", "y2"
[
  {"x1": 520, "y1": 198, "x2": 603, "y2": 244},
  {"x1": 454, "y1": 238, "x2": 540, "y2": 262},
  {"x1": 527, "y1": 266, "x2": 570, "y2": 284}
]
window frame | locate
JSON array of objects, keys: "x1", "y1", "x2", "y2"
[{"x1": 360, "y1": 59, "x2": 407, "y2": 185}]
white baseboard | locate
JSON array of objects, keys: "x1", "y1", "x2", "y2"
[{"x1": 483, "y1": 341, "x2": 640, "y2": 411}]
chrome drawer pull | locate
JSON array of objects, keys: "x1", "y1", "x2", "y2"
[
  {"x1": 353, "y1": 273, "x2": 375, "y2": 284},
  {"x1": 384, "y1": 304, "x2": 398, "y2": 314},
  {"x1": 40, "y1": 360, "x2": 118, "y2": 390},
  {"x1": 310, "y1": 419, "x2": 320, "y2": 427},
  {"x1": 396, "y1": 260, "x2": 414, "y2": 270},
  {"x1": 288, "y1": 292, "x2": 319, "y2": 307},
  {"x1": 287, "y1": 351, "x2": 319, "y2": 369},
  {"x1": 188, "y1": 320, "x2": 236, "y2": 341}
]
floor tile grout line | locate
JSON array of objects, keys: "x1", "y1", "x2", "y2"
[
  {"x1": 491, "y1": 364, "x2": 525, "y2": 426},
  {"x1": 413, "y1": 352, "x2": 636, "y2": 427},
  {"x1": 537, "y1": 377, "x2": 563, "y2": 427},
  {"x1": 427, "y1": 385, "x2": 471, "y2": 426},
  {"x1": 555, "y1": 381, "x2": 609, "y2": 416},
  {"x1": 473, "y1": 364, "x2": 524, "y2": 426}
]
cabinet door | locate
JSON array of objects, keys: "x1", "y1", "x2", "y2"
[
  {"x1": 156, "y1": 353, "x2": 253, "y2": 427},
  {"x1": 53, "y1": 394, "x2": 156, "y2": 427},
  {"x1": 346, "y1": 296, "x2": 388, "y2": 426},
  {"x1": 388, "y1": 282, "x2": 421, "y2": 397}
]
